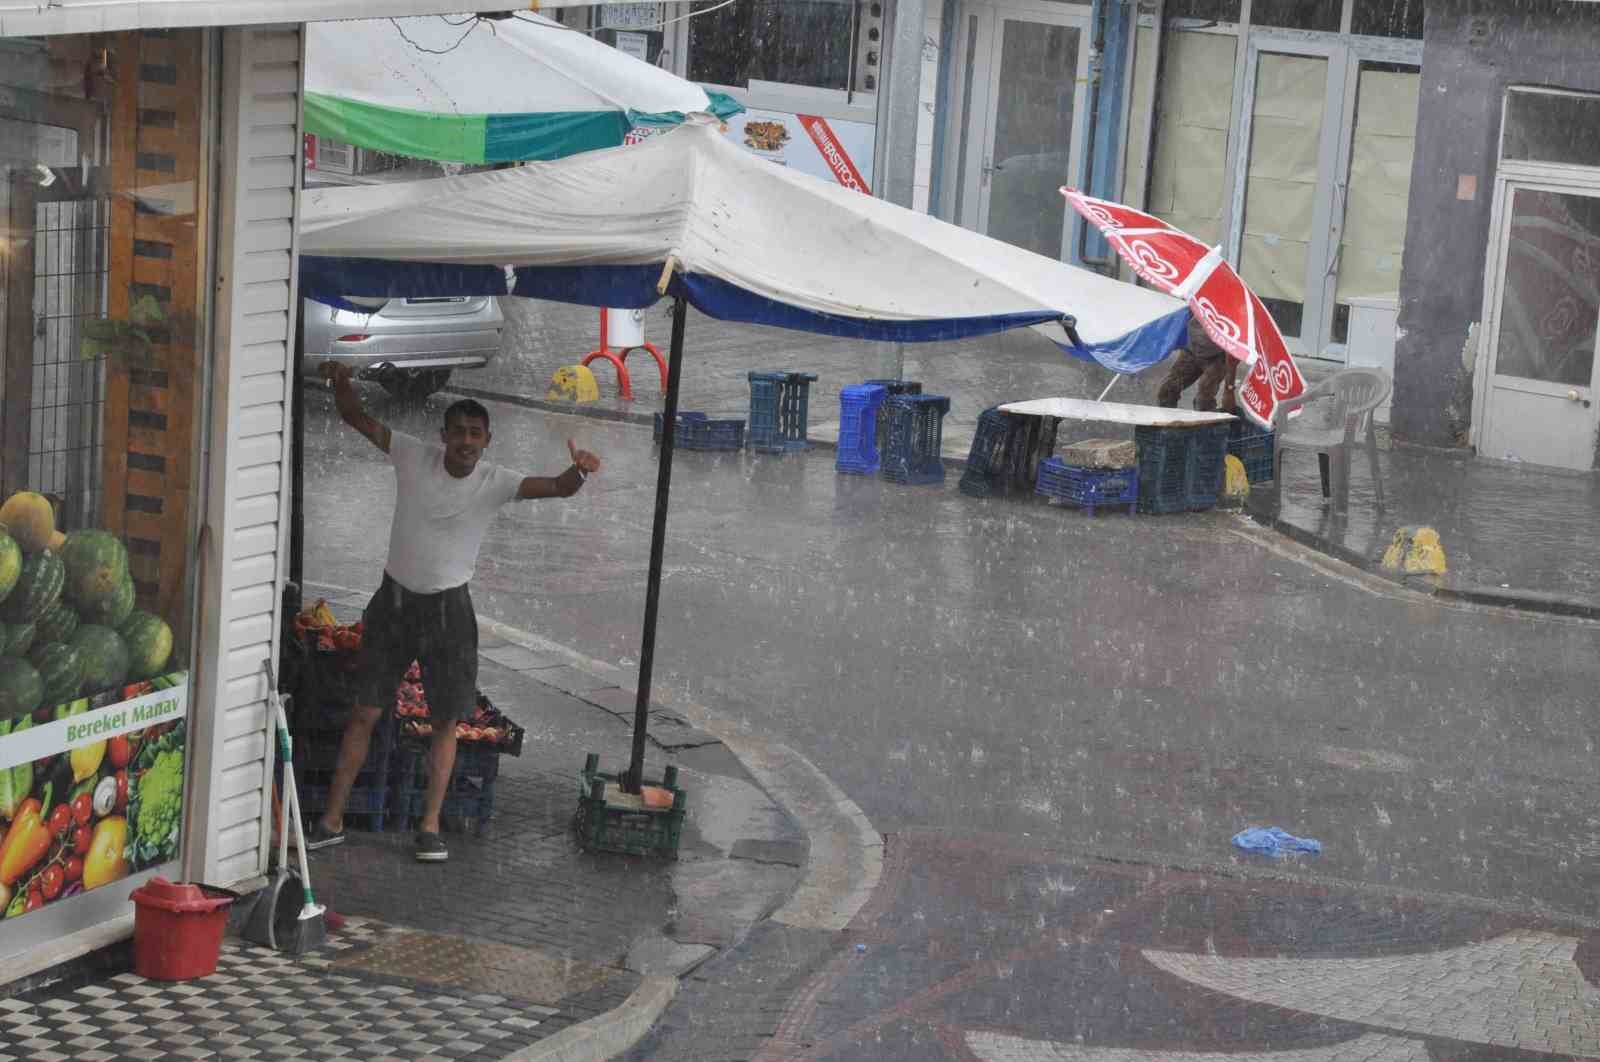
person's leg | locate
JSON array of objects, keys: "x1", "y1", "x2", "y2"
[
  {"x1": 1194, "y1": 355, "x2": 1230, "y2": 412},
  {"x1": 1157, "y1": 350, "x2": 1205, "y2": 408},
  {"x1": 419, "y1": 721, "x2": 458, "y2": 838},
  {"x1": 314, "y1": 576, "x2": 408, "y2": 842},
  {"x1": 318, "y1": 703, "x2": 385, "y2": 834},
  {"x1": 412, "y1": 583, "x2": 479, "y2": 859}
]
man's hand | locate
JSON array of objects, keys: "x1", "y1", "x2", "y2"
[{"x1": 568, "y1": 439, "x2": 601, "y2": 477}]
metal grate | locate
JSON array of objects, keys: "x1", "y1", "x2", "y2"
[{"x1": 27, "y1": 195, "x2": 109, "y2": 531}]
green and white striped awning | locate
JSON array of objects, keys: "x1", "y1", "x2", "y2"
[{"x1": 305, "y1": 13, "x2": 743, "y2": 165}]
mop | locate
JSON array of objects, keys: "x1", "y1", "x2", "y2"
[{"x1": 242, "y1": 662, "x2": 328, "y2": 953}]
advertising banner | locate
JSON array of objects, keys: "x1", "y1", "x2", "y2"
[
  {"x1": 0, "y1": 673, "x2": 189, "y2": 921},
  {"x1": 723, "y1": 108, "x2": 874, "y2": 193}
]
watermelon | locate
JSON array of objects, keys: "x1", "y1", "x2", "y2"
[
  {"x1": 1, "y1": 621, "x2": 36, "y2": 658},
  {"x1": 0, "y1": 532, "x2": 20, "y2": 605},
  {"x1": 34, "y1": 600, "x2": 78, "y2": 647},
  {"x1": 61, "y1": 530, "x2": 128, "y2": 611},
  {"x1": 82, "y1": 572, "x2": 135, "y2": 628},
  {"x1": 70, "y1": 625, "x2": 129, "y2": 695},
  {"x1": 120, "y1": 611, "x2": 174, "y2": 681},
  {"x1": 0, "y1": 657, "x2": 42, "y2": 720},
  {"x1": 28, "y1": 642, "x2": 82, "y2": 708},
  {"x1": 2, "y1": 549, "x2": 63, "y2": 624}
]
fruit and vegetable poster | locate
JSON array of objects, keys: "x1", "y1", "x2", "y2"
[
  {"x1": 0, "y1": 490, "x2": 186, "y2": 922},
  {"x1": 0, "y1": 673, "x2": 188, "y2": 918}
]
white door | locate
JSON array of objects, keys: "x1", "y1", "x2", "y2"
[
  {"x1": 954, "y1": 3, "x2": 1091, "y2": 262},
  {"x1": 1477, "y1": 180, "x2": 1600, "y2": 469}
]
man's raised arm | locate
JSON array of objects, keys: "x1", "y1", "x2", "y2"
[
  {"x1": 517, "y1": 439, "x2": 601, "y2": 500},
  {"x1": 320, "y1": 362, "x2": 391, "y2": 453}
]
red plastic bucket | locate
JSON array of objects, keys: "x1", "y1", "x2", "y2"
[{"x1": 130, "y1": 877, "x2": 236, "y2": 981}]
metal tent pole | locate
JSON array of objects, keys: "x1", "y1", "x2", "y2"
[{"x1": 626, "y1": 293, "x2": 688, "y2": 793}]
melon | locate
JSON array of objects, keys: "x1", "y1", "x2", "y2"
[
  {"x1": 69, "y1": 625, "x2": 129, "y2": 696},
  {"x1": 61, "y1": 530, "x2": 128, "y2": 611},
  {"x1": 2, "y1": 550, "x2": 63, "y2": 625},
  {"x1": 28, "y1": 642, "x2": 82, "y2": 709},
  {"x1": 0, "y1": 492, "x2": 63, "y2": 553},
  {"x1": 120, "y1": 611, "x2": 174, "y2": 681}
]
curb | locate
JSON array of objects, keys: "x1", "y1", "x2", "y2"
[
  {"x1": 1244, "y1": 506, "x2": 1600, "y2": 621},
  {"x1": 500, "y1": 976, "x2": 677, "y2": 1062}
]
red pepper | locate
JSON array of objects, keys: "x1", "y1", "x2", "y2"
[{"x1": 0, "y1": 800, "x2": 52, "y2": 886}]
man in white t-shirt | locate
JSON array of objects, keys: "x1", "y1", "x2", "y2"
[{"x1": 307, "y1": 362, "x2": 601, "y2": 863}]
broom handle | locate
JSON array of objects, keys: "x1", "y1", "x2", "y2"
[{"x1": 274, "y1": 694, "x2": 317, "y2": 904}]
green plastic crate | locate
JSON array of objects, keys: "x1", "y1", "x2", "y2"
[{"x1": 576, "y1": 761, "x2": 686, "y2": 858}]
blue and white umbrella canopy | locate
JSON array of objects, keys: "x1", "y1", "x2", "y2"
[{"x1": 299, "y1": 118, "x2": 1191, "y2": 368}]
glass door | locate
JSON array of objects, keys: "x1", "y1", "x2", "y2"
[
  {"x1": 954, "y1": 3, "x2": 1091, "y2": 262},
  {"x1": 1226, "y1": 36, "x2": 1420, "y2": 358},
  {"x1": 1477, "y1": 182, "x2": 1600, "y2": 469},
  {"x1": 1228, "y1": 39, "x2": 1344, "y2": 351}
]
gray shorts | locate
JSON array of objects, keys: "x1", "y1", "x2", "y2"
[{"x1": 354, "y1": 573, "x2": 478, "y2": 723}]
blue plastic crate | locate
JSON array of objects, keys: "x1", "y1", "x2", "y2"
[
  {"x1": 881, "y1": 394, "x2": 951, "y2": 486},
  {"x1": 1226, "y1": 418, "x2": 1275, "y2": 484},
  {"x1": 1135, "y1": 423, "x2": 1231, "y2": 513},
  {"x1": 748, "y1": 371, "x2": 817, "y2": 453},
  {"x1": 836, "y1": 384, "x2": 888, "y2": 475},
  {"x1": 394, "y1": 743, "x2": 500, "y2": 834},
  {"x1": 653, "y1": 411, "x2": 745, "y2": 452},
  {"x1": 958, "y1": 407, "x2": 1056, "y2": 497},
  {"x1": 1035, "y1": 458, "x2": 1139, "y2": 515},
  {"x1": 863, "y1": 380, "x2": 921, "y2": 457}
]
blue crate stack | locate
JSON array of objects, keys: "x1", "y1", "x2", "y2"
[
  {"x1": 1135, "y1": 422, "x2": 1233, "y2": 513},
  {"x1": 881, "y1": 394, "x2": 951, "y2": 486},
  {"x1": 1226, "y1": 417, "x2": 1275, "y2": 483},
  {"x1": 653, "y1": 411, "x2": 745, "y2": 452},
  {"x1": 294, "y1": 711, "x2": 395, "y2": 832},
  {"x1": 836, "y1": 383, "x2": 888, "y2": 475},
  {"x1": 395, "y1": 741, "x2": 499, "y2": 836},
  {"x1": 959, "y1": 407, "x2": 1035, "y2": 497},
  {"x1": 748, "y1": 371, "x2": 818, "y2": 453},
  {"x1": 863, "y1": 379, "x2": 921, "y2": 458},
  {"x1": 1035, "y1": 458, "x2": 1140, "y2": 515}
]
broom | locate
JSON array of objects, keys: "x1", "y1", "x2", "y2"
[{"x1": 265, "y1": 662, "x2": 327, "y2": 952}]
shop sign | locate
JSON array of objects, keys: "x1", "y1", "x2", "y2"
[
  {"x1": 723, "y1": 108, "x2": 875, "y2": 193},
  {"x1": 614, "y1": 31, "x2": 650, "y2": 63},
  {"x1": 0, "y1": 673, "x2": 189, "y2": 921},
  {"x1": 600, "y1": 3, "x2": 661, "y2": 31}
]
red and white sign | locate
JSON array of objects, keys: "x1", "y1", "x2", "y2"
[
  {"x1": 723, "y1": 108, "x2": 874, "y2": 193},
  {"x1": 796, "y1": 114, "x2": 868, "y2": 194},
  {"x1": 1062, "y1": 188, "x2": 1308, "y2": 428},
  {"x1": 304, "y1": 132, "x2": 318, "y2": 170}
]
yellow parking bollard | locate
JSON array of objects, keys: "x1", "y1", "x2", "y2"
[{"x1": 546, "y1": 364, "x2": 599, "y2": 403}]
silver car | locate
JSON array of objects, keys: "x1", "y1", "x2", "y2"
[{"x1": 301, "y1": 295, "x2": 503, "y2": 398}]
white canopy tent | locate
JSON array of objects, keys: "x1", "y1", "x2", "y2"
[
  {"x1": 299, "y1": 117, "x2": 1192, "y2": 792},
  {"x1": 304, "y1": 13, "x2": 742, "y2": 165}
]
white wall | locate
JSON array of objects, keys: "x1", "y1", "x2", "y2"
[{"x1": 184, "y1": 23, "x2": 302, "y2": 887}]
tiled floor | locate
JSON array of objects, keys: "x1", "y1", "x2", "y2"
[{"x1": 0, "y1": 919, "x2": 565, "y2": 1061}]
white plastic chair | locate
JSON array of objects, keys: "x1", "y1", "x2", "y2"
[{"x1": 1270, "y1": 368, "x2": 1392, "y2": 512}]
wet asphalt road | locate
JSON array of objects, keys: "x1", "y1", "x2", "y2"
[{"x1": 301, "y1": 383, "x2": 1600, "y2": 1059}]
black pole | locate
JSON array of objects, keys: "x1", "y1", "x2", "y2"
[
  {"x1": 288, "y1": 309, "x2": 305, "y2": 614},
  {"x1": 626, "y1": 295, "x2": 688, "y2": 793}
]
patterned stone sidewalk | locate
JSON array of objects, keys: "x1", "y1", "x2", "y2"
[{"x1": 0, "y1": 918, "x2": 630, "y2": 1061}]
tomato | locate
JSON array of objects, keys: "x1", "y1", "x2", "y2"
[
  {"x1": 25, "y1": 886, "x2": 42, "y2": 912},
  {"x1": 39, "y1": 863, "x2": 64, "y2": 901},
  {"x1": 70, "y1": 793, "x2": 92, "y2": 828},
  {"x1": 72, "y1": 824, "x2": 91, "y2": 856},
  {"x1": 114, "y1": 771, "x2": 129, "y2": 813},
  {"x1": 107, "y1": 735, "x2": 132, "y2": 770},
  {"x1": 64, "y1": 856, "x2": 83, "y2": 882},
  {"x1": 47, "y1": 803, "x2": 72, "y2": 839}
]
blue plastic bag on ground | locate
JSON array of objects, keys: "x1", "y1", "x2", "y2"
[{"x1": 1232, "y1": 826, "x2": 1322, "y2": 857}]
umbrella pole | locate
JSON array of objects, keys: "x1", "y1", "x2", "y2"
[
  {"x1": 626, "y1": 294, "x2": 688, "y2": 794},
  {"x1": 1097, "y1": 374, "x2": 1121, "y2": 401}
]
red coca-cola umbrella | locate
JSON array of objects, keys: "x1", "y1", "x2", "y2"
[{"x1": 1062, "y1": 188, "x2": 1307, "y2": 428}]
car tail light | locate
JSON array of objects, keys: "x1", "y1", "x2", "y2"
[{"x1": 337, "y1": 334, "x2": 371, "y2": 343}]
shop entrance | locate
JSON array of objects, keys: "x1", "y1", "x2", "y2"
[
  {"x1": 1225, "y1": 33, "x2": 1419, "y2": 359},
  {"x1": 951, "y1": 0, "x2": 1092, "y2": 262}
]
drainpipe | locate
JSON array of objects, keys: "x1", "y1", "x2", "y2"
[{"x1": 873, "y1": 0, "x2": 927, "y2": 380}]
